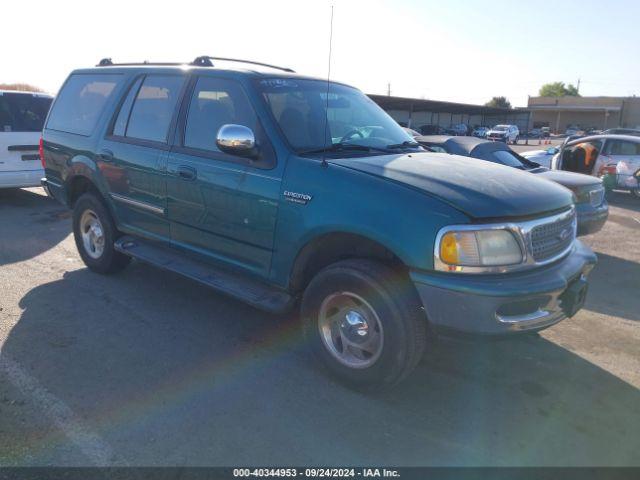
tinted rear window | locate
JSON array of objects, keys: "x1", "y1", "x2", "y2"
[
  {"x1": 46, "y1": 74, "x2": 123, "y2": 136},
  {"x1": 0, "y1": 93, "x2": 52, "y2": 132}
]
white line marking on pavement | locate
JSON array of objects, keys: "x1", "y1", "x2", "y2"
[
  {"x1": 634, "y1": 218, "x2": 640, "y2": 226},
  {"x1": 0, "y1": 353, "x2": 124, "y2": 466}
]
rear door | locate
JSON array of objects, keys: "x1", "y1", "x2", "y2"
[
  {"x1": 166, "y1": 75, "x2": 280, "y2": 278},
  {"x1": 0, "y1": 92, "x2": 52, "y2": 172},
  {"x1": 99, "y1": 74, "x2": 187, "y2": 242}
]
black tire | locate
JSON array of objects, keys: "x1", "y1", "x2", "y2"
[
  {"x1": 301, "y1": 259, "x2": 428, "y2": 389},
  {"x1": 72, "y1": 192, "x2": 130, "y2": 274},
  {"x1": 631, "y1": 189, "x2": 640, "y2": 199}
]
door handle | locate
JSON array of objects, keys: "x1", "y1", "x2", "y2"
[
  {"x1": 177, "y1": 165, "x2": 197, "y2": 181},
  {"x1": 97, "y1": 149, "x2": 114, "y2": 162}
]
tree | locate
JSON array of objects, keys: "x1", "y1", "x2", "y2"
[
  {"x1": 0, "y1": 83, "x2": 45, "y2": 92},
  {"x1": 539, "y1": 82, "x2": 580, "y2": 97},
  {"x1": 485, "y1": 96, "x2": 512, "y2": 109}
]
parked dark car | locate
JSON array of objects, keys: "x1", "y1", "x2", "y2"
[
  {"x1": 415, "y1": 136, "x2": 608, "y2": 235},
  {"x1": 527, "y1": 128, "x2": 542, "y2": 138},
  {"x1": 418, "y1": 124, "x2": 448, "y2": 135}
]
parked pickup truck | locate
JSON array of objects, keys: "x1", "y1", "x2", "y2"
[{"x1": 41, "y1": 57, "x2": 596, "y2": 388}]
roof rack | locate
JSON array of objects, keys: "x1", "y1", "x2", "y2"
[
  {"x1": 190, "y1": 56, "x2": 295, "y2": 73},
  {"x1": 97, "y1": 58, "x2": 184, "y2": 67},
  {"x1": 96, "y1": 56, "x2": 295, "y2": 73}
]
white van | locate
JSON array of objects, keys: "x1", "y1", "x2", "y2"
[{"x1": 0, "y1": 90, "x2": 53, "y2": 188}]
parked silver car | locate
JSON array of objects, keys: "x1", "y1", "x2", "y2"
[
  {"x1": 486, "y1": 124, "x2": 519, "y2": 144},
  {"x1": 552, "y1": 134, "x2": 640, "y2": 199}
]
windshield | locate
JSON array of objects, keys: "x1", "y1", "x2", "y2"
[
  {"x1": 493, "y1": 125, "x2": 508, "y2": 132},
  {"x1": 256, "y1": 78, "x2": 416, "y2": 154},
  {"x1": 492, "y1": 150, "x2": 530, "y2": 169}
]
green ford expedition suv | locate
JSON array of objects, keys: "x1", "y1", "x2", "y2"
[{"x1": 41, "y1": 57, "x2": 596, "y2": 388}]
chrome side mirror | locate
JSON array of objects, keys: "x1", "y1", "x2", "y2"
[{"x1": 216, "y1": 124, "x2": 258, "y2": 158}]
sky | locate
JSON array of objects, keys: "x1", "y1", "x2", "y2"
[{"x1": 2, "y1": 0, "x2": 639, "y2": 107}]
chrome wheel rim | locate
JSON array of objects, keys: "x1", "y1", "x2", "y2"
[
  {"x1": 318, "y1": 292, "x2": 384, "y2": 369},
  {"x1": 79, "y1": 209, "x2": 105, "y2": 259}
]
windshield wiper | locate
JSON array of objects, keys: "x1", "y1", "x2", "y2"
[
  {"x1": 298, "y1": 143, "x2": 394, "y2": 155},
  {"x1": 386, "y1": 140, "x2": 422, "y2": 149}
]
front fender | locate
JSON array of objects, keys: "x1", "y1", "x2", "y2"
[{"x1": 270, "y1": 157, "x2": 470, "y2": 287}]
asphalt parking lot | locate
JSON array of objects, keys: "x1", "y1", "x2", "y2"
[
  {"x1": 511, "y1": 137, "x2": 563, "y2": 154},
  {"x1": 0, "y1": 186, "x2": 639, "y2": 467}
]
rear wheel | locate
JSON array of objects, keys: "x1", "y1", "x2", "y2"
[
  {"x1": 73, "y1": 192, "x2": 130, "y2": 274},
  {"x1": 301, "y1": 259, "x2": 427, "y2": 389}
]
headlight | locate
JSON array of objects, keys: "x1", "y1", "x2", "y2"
[
  {"x1": 436, "y1": 228, "x2": 523, "y2": 272},
  {"x1": 573, "y1": 185, "x2": 605, "y2": 206}
]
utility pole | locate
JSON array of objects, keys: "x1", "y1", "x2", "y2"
[
  {"x1": 387, "y1": 83, "x2": 391, "y2": 96},
  {"x1": 577, "y1": 78, "x2": 581, "y2": 94}
]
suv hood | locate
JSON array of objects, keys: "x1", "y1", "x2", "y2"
[{"x1": 330, "y1": 152, "x2": 572, "y2": 219}]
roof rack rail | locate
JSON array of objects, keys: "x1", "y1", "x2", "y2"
[
  {"x1": 96, "y1": 58, "x2": 185, "y2": 67},
  {"x1": 96, "y1": 57, "x2": 295, "y2": 73},
  {"x1": 190, "y1": 56, "x2": 295, "y2": 73}
]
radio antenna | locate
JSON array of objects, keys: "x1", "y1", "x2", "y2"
[{"x1": 321, "y1": 5, "x2": 334, "y2": 168}]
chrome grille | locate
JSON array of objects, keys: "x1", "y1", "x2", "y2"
[{"x1": 530, "y1": 210, "x2": 576, "y2": 262}]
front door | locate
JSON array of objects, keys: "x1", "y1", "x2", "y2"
[
  {"x1": 166, "y1": 76, "x2": 280, "y2": 278},
  {"x1": 99, "y1": 74, "x2": 187, "y2": 241}
]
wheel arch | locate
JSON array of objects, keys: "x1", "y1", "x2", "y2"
[
  {"x1": 65, "y1": 174, "x2": 102, "y2": 207},
  {"x1": 288, "y1": 231, "x2": 408, "y2": 294}
]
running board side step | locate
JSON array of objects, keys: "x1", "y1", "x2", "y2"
[{"x1": 114, "y1": 236, "x2": 294, "y2": 314}]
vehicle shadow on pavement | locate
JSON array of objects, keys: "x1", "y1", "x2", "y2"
[
  {"x1": 2, "y1": 266, "x2": 640, "y2": 466},
  {"x1": 584, "y1": 252, "x2": 640, "y2": 321},
  {"x1": 0, "y1": 188, "x2": 70, "y2": 266},
  {"x1": 606, "y1": 191, "x2": 640, "y2": 213}
]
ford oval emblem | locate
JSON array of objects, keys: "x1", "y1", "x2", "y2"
[{"x1": 558, "y1": 228, "x2": 571, "y2": 242}]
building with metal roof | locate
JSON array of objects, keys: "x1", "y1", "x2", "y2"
[
  {"x1": 527, "y1": 96, "x2": 640, "y2": 133},
  {"x1": 368, "y1": 94, "x2": 532, "y2": 133}
]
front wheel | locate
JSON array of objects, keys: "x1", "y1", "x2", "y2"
[
  {"x1": 73, "y1": 192, "x2": 131, "y2": 274},
  {"x1": 301, "y1": 259, "x2": 427, "y2": 389},
  {"x1": 631, "y1": 188, "x2": 640, "y2": 199}
]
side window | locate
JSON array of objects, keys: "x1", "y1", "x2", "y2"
[
  {"x1": 125, "y1": 75, "x2": 185, "y2": 143},
  {"x1": 46, "y1": 74, "x2": 123, "y2": 136},
  {"x1": 112, "y1": 77, "x2": 143, "y2": 136},
  {"x1": 184, "y1": 77, "x2": 258, "y2": 153},
  {"x1": 604, "y1": 140, "x2": 640, "y2": 156}
]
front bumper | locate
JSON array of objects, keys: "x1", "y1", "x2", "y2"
[
  {"x1": 576, "y1": 201, "x2": 608, "y2": 236},
  {"x1": 411, "y1": 240, "x2": 596, "y2": 335}
]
